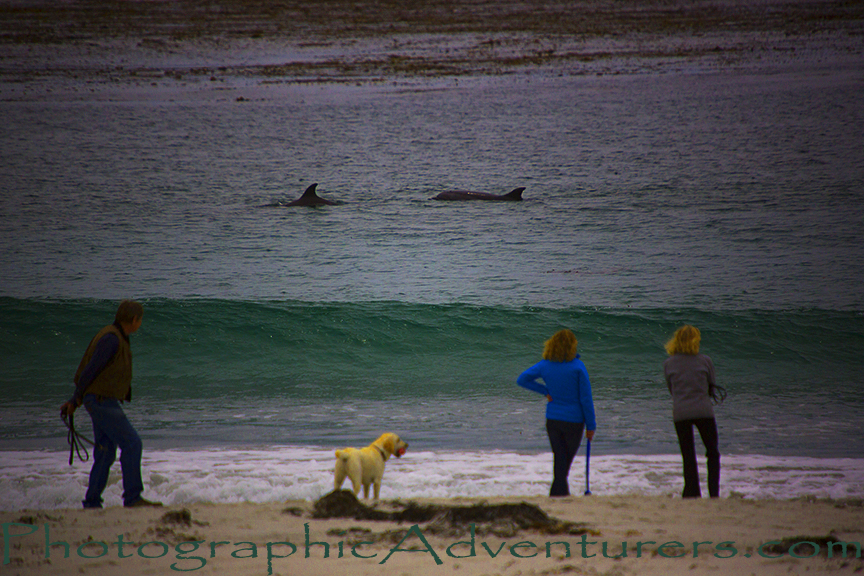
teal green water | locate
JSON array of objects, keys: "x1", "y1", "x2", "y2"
[{"x1": 2, "y1": 298, "x2": 862, "y2": 456}]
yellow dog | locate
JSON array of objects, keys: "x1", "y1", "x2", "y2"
[{"x1": 334, "y1": 433, "x2": 408, "y2": 500}]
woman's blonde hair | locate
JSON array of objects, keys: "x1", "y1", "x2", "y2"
[
  {"x1": 665, "y1": 325, "x2": 701, "y2": 355},
  {"x1": 543, "y1": 329, "x2": 578, "y2": 363}
]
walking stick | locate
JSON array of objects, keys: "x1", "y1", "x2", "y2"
[{"x1": 584, "y1": 439, "x2": 592, "y2": 495}]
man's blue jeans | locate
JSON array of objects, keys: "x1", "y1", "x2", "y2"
[{"x1": 82, "y1": 395, "x2": 143, "y2": 508}]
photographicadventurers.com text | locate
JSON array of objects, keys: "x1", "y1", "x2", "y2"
[{"x1": 4, "y1": 522, "x2": 861, "y2": 573}]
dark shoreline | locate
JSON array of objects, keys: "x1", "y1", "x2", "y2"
[
  {"x1": 2, "y1": 0, "x2": 861, "y2": 43},
  {"x1": 1, "y1": 0, "x2": 862, "y2": 87}
]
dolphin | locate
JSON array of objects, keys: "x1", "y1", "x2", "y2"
[
  {"x1": 281, "y1": 183, "x2": 337, "y2": 207},
  {"x1": 431, "y1": 187, "x2": 525, "y2": 201}
]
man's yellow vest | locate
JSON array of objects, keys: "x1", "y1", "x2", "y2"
[{"x1": 74, "y1": 324, "x2": 133, "y2": 401}]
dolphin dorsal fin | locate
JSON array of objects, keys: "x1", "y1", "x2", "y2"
[
  {"x1": 301, "y1": 183, "x2": 319, "y2": 197},
  {"x1": 505, "y1": 187, "x2": 526, "y2": 199}
]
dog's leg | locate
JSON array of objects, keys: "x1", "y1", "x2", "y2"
[
  {"x1": 347, "y1": 460, "x2": 363, "y2": 496},
  {"x1": 373, "y1": 479, "x2": 382, "y2": 500},
  {"x1": 334, "y1": 463, "x2": 346, "y2": 491}
]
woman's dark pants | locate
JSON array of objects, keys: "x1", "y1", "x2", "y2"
[
  {"x1": 674, "y1": 417, "x2": 720, "y2": 498},
  {"x1": 546, "y1": 419, "x2": 584, "y2": 497}
]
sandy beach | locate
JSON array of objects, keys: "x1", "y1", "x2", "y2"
[{"x1": 3, "y1": 493, "x2": 863, "y2": 575}]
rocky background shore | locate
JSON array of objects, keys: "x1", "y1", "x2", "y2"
[{"x1": 1, "y1": 0, "x2": 862, "y2": 91}]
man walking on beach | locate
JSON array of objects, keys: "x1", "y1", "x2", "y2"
[{"x1": 60, "y1": 300, "x2": 162, "y2": 509}]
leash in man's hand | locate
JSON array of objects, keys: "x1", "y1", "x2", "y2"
[{"x1": 62, "y1": 411, "x2": 99, "y2": 465}]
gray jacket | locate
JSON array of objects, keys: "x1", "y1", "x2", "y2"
[{"x1": 663, "y1": 353, "x2": 716, "y2": 422}]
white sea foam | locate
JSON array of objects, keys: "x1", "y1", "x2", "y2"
[{"x1": 1, "y1": 448, "x2": 862, "y2": 511}]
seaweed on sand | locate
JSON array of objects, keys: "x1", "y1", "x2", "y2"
[{"x1": 312, "y1": 490, "x2": 592, "y2": 537}]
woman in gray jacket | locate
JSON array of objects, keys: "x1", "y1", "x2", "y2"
[{"x1": 663, "y1": 325, "x2": 720, "y2": 498}]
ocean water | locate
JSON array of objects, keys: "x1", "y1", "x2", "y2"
[{"x1": 1, "y1": 63, "x2": 863, "y2": 509}]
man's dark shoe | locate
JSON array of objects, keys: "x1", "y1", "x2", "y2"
[{"x1": 125, "y1": 497, "x2": 163, "y2": 508}]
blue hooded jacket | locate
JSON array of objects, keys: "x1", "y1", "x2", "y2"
[{"x1": 517, "y1": 354, "x2": 596, "y2": 430}]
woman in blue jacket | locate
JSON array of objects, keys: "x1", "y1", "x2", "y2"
[{"x1": 518, "y1": 329, "x2": 596, "y2": 497}]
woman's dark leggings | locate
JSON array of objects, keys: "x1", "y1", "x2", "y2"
[
  {"x1": 674, "y1": 417, "x2": 720, "y2": 498},
  {"x1": 546, "y1": 419, "x2": 584, "y2": 497}
]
